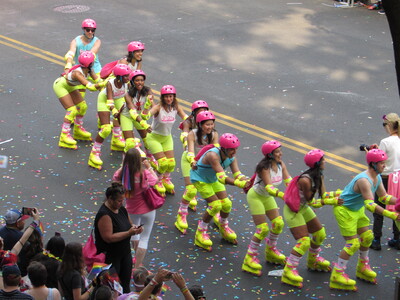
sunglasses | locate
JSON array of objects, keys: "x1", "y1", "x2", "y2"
[{"x1": 84, "y1": 28, "x2": 96, "y2": 33}]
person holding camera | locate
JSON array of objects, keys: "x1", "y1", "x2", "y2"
[
  {"x1": 137, "y1": 269, "x2": 195, "y2": 300},
  {"x1": 369, "y1": 113, "x2": 400, "y2": 250},
  {"x1": 0, "y1": 209, "x2": 31, "y2": 250}
]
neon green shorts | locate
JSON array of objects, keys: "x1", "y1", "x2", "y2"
[
  {"x1": 97, "y1": 93, "x2": 125, "y2": 112},
  {"x1": 193, "y1": 181, "x2": 226, "y2": 199},
  {"x1": 53, "y1": 77, "x2": 82, "y2": 98},
  {"x1": 333, "y1": 205, "x2": 370, "y2": 236},
  {"x1": 120, "y1": 112, "x2": 146, "y2": 131},
  {"x1": 146, "y1": 132, "x2": 173, "y2": 154},
  {"x1": 181, "y1": 151, "x2": 191, "y2": 177},
  {"x1": 246, "y1": 188, "x2": 278, "y2": 215},
  {"x1": 283, "y1": 204, "x2": 316, "y2": 229}
]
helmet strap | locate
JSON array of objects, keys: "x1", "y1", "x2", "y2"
[{"x1": 371, "y1": 162, "x2": 380, "y2": 174}]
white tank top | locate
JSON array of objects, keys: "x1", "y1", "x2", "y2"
[
  {"x1": 100, "y1": 78, "x2": 127, "y2": 99},
  {"x1": 128, "y1": 61, "x2": 138, "y2": 71},
  {"x1": 253, "y1": 164, "x2": 283, "y2": 196},
  {"x1": 151, "y1": 106, "x2": 177, "y2": 136},
  {"x1": 66, "y1": 67, "x2": 87, "y2": 86}
]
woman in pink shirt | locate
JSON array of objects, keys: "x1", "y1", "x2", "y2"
[{"x1": 113, "y1": 148, "x2": 158, "y2": 268}]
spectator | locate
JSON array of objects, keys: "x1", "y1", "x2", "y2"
[
  {"x1": 92, "y1": 286, "x2": 114, "y2": 300},
  {"x1": 0, "y1": 209, "x2": 30, "y2": 250},
  {"x1": 31, "y1": 232, "x2": 65, "y2": 288},
  {"x1": 18, "y1": 227, "x2": 43, "y2": 277},
  {"x1": 113, "y1": 148, "x2": 158, "y2": 269},
  {"x1": 58, "y1": 242, "x2": 94, "y2": 300},
  {"x1": 117, "y1": 267, "x2": 149, "y2": 300},
  {"x1": 137, "y1": 269, "x2": 195, "y2": 300},
  {"x1": 94, "y1": 183, "x2": 143, "y2": 293},
  {"x1": 188, "y1": 285, "x2": 206, "y2": 300},
  {"x1": 0, "y1": 264, "x2": 33, "y2": 299},
  {"x1": 25, "y1": 261, "x2": 61, "y2": 300}
]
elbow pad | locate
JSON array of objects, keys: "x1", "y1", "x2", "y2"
[
  {"x1": 284, "y1": 177, "x2": 292, "y2": 187},
  {"x1": 378, "y1": 195, "x2": 392, "y2": 205},
  {"x1": 364, "y1": 199, "x2": 378, "y2": 213},
  {"x1": 86, "y1": 83, "x2": 97, "y2": 91},
  {"x1": 64, "y1": 50, "x2": 74, "y2": 61},
  {"x1": 217, "y1": 171, "x2": 228, "y2": 184},
  {"x1": 233, "y1": 171, "x2": 246, "y2": 180},
  {"x1": 129, "y1": 109, "x2": 139, "y2": 120},
  {"x1": 383, "y1": 209, "x2": 399, "y2": 221},
  {"x1": 309, "y1": 198, "x2": 323, "y2": 208}
]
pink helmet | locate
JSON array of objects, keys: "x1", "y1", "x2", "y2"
[
  {"x1": 196, "y1": 111, "x2": 215, "y2": 124},
  {"x1": 160, "y1": 85, "x2": 176, "y2": 95},
  {"x1": 219, "y1": 133, "x2": 240, "y2": 149},
  {"x1": 191, "y1": 100, "x2": 209, "y2": 111},
  {"x1": 304, "y1": 149, "x2": 324, "y2": 168},
  {"x1": 366, "y1": 149, "x2": 387, "y2": 164},
  {"x1": 81, "y1": 18, "x2": 96, "y2": 29},
  {"x1": 127, "y1": 41, "x2": 145, "y2": 52},
  {"x1": 78, "y1": 51, "x2": 95, "y2": 68},
  {"x1": 261, "y1": 140, "x2": 281, "y2": 156},
  {"x1": 129, "y1": 69, "x2": 146, "y2": 81},
  {"x1": 113, "y1": 64, "x2": 131, "y2": 77}
]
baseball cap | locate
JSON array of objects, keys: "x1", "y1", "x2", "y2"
[
  {"x1": 2, "y1": 264, "x2": 21, "y2": 278},
  {"x1": 3, "y1": 209, "x2": 29, "y2": 225}
]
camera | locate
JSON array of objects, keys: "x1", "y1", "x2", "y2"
[{"x1": 359, "y1": 144, "x2": 370, "y2": 152}]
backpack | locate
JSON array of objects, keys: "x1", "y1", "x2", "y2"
[
  {"x1": 283, "y1": 175, "x2": 301, "y2": 213},
  {"x1": 100, "y1": 60, "x2": 119, "y2": 79},
  {"x1": 194, "y1": 144, "x2": 216, "y2": 161}
]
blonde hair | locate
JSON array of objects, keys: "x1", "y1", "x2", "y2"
[{"x1": 384, "y1": 113, "x2": 400, "y2": 136}]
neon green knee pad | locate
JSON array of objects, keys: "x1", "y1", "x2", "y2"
[
  {"x1": 183, "y1": 184, "x2": 197, "y2": 202},
  {"x1": 65, "y1": 106, "x2": 78, "y2": 123},
  {"x1": 311, "y1": 227, "x2": 326, "y2": 246},
  {"x1": 99, "y1": 124, "x2": 112, "y2": 139},
  {"x1": 166, "y1": 157, "x2": 176, "y2": 173},
  {"x1": 293, "y1": 236, "x2": 311, "y2": 256},
  {"x1": 76, "y1": 100, "x2": 88, "y2": 116},
  {"x1": 343, "y1": 238, "x2": 360, "y2": 256},
  {"x1": 359, "y1": 230, "x2": 373, "y2": 248},
  {"x1": 157, "y1": 157, "x2": 168, "y2": 174},
  {"x1": 124, "y1": 138, "x2": 137, "y2": 152},
  {"x1": 254, "y1": 223, "x2": 269, "y2": 241},
  {"x1": 206, "y1": 200, "x2": 222, "y2": 217},
  {"x1": 270, "y1": 216, "x2": 284, "y2": 235},
  {"x1": 220, "y1": 197, "x2": 232, "y2": 213}
]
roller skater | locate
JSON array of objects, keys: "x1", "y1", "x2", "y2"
[
  {"x1": 282, "y1": 150, "x2": 341, "y2": 288},
  {"x1": 145, "y1": 85, "x2": 187, "y2": 196},
  {"x1": 53, "y1": 51, "x2": 106, "y2": 150},
  {"x1": 118, "y1": 41, "x2": 145, "y2": 71},
  {"x1": 179, "y1": 100, "x2": 210, "y2": 211},
  {"x1": 88, "y1": 64, "x2": 130, "y2": 170},
  {"x1": 190, "y1": 133, "x2": 250, "y2": 250},
  {"x1": 175, "y1": 110, "x2": 218, "y2": 234},
  {"x1": 330, "y1": 149, "x2": 400, "y2": 291},
  {"x1": 242, "y1": 140, "x2": 292, "y2": 276}
]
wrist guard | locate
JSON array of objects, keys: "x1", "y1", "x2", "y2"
[
  {"x1": 106, "y1": 99, "x2": 114, "y2": 110},
  {"x1": 187, "y1": 152, "x2": 195, "y2": 164},
  {"x1": 141, "y1": 111, "x2": 150, "y2": 120},
  {"x1": 323, "y1": 197, "x2": 339, "y2": 206},
  {"x1": 323, "y1": 189, "x2": 342, "y2": 199},
  {"x1": 383, "y1": 209, "x2": 399, "y2": 220},
  {"x1": 139, "y1": 120, "x2": 149, "y2": 130},
  {"x1": 64, "y1": 62, "x2": 72, "y2": 70},
  {"x1": 64, "y1": 50, "x2": 74, "y2": 61},
  {"x1": 378, "y1": 194, "x2": 393, "y2": 205},
  {"x1": 309, "y1": 198, "x2": 323, "y2": 208},
  {"x1": 233, "y1": 171, "x2": 246, "y2": 180},
  {"x1": 234, "y1": 178, "x2": 247, "y2": 188},
  {"x1": 284, "y1": 177, "x2": 292, "y2": 186},
  {"x1": 129, "y1": 109, "x2": 139, "y2": 120},
  {"x1": 86, "y1": 83, "x2": 97, "y2": 91},
  {"x1": 266, "y1": 184, "x2": 281, "y2": 197},
  {"x1": 111, "y1": 108, "x2": 119, "y2": 116}
]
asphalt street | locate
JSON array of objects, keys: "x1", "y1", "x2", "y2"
[{"x1": 1, "y1": 0, "x2": 400, "y2": 299}]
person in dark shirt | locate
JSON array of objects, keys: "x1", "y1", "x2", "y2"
[
  {"x1": 0, "y1": 264, "x2": 33, "y2": 299},
  {"x1": 0, "y1": 209, "x2": 30, "y2": 250}
]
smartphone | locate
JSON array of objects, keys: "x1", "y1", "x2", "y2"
[
  {"x1": 21, "y1": 207, "x2": 34, "y2": 216},
  {"x1": 138, "y1": 224, "x2": 144, "y2": 228},
  {"x1": 165, "y1": 271, "x2": 174, "y2": 280}
]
